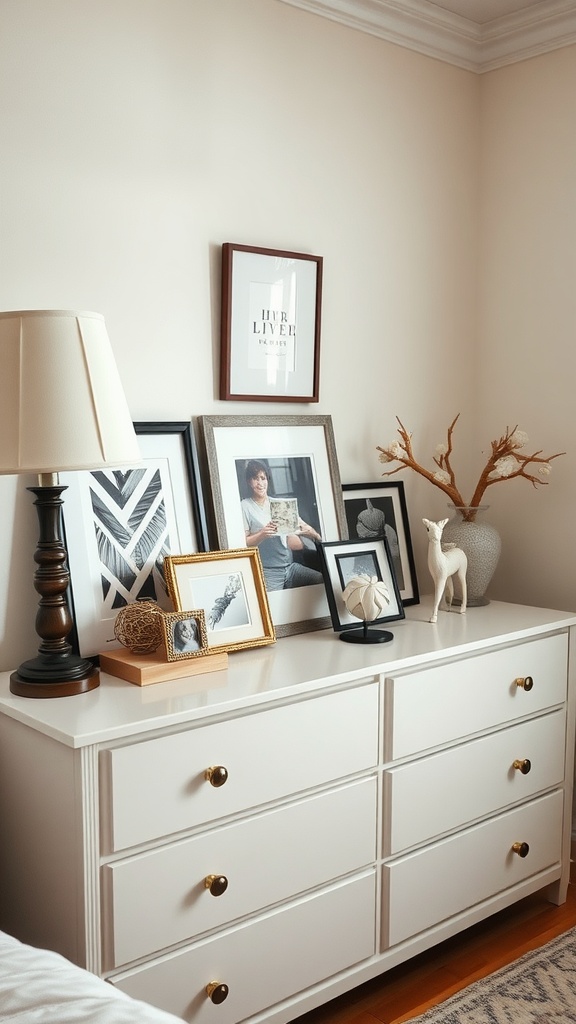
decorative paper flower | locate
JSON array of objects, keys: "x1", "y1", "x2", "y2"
[
  {"x1": 377, "y1": 414, "x2": 564, "y2": 521},
  {"x1": 342, "y1": 573, "x2": 390, "y2": 622},
  {"x1": 433, "y1": 470, "x2": 451, "y2": 485},
  {"x1": 489, "y1": 455, "x2": 517, "y2": 478},
  {"x1": 509, "y1": 429, "x2": 529, "y2": 448}
]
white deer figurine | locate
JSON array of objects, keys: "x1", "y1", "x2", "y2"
[{"x1": 422, "y1": 518, "x2": 468, "y2": 623}]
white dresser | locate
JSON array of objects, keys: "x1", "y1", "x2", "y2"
[{"x1": 0, "y1": 598, "x2": 574, "y2": 1024}]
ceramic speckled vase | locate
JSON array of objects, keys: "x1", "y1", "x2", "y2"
[{"x1": 442, "y1": 506, "x2": 501, "y2": 607}]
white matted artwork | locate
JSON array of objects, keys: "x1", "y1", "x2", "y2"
[
  {"x1": 61, "y1": 422, "x2": 207, "y2": 658},
  {"x1": 220, "y1": 244, "x2": 322, "y2": 402},
  {"x1": 164, "y1": 549, "x2": 275, "y2": 654},
  {"x1": 199, "y1": 414, "x2": 347, "y2": 636}
]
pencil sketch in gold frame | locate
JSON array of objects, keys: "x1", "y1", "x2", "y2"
[
  {"x1": 162, "y1": 609, "x2": 209, "y2": 662},
  {"x1": 164, "y1": 548, "x2": 275, "y2": 654}
]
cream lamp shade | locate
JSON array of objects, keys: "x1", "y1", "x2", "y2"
[{"x1": 0, "y1": 309, "x2": 141, "y2": 474}]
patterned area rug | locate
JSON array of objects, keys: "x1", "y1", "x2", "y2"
[{"x1": 407, "y1": 927, "x2": 576, "y2": 1022}]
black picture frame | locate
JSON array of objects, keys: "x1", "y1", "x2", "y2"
[
  {"x1": 133, "y1": 421, "x2": 210, "y2": 553},
  {"x1": 315, "y1": 535, "x2": 405, "y2": 633},
  {"x1": 342, "y1": 481, "x2": 419, "y2": 606},
  {"x1": 62, "y1": 421, "x2": 209, "y2": 659}
]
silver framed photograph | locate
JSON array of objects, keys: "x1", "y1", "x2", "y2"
[
  {"x1": 164, "y1": 548, "x2": 275, "y2": 654},
  {"x1": 199, "y1": 414, "x2": 346, "y2": 636}
]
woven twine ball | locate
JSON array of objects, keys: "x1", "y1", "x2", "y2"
[{"x1": 113, "y1": 600, "x2": 165, "y2": 654}]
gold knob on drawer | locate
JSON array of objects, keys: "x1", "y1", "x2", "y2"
[
  {"x1": 515, "y1": 676, "x2": 534, "y2": 691},
  {"x1": 205, "y1": 765, "x2": 228, "y2": 787},
  {"x1": 205, "y1": 874, "x2": 228, "y2": 897},
  {"x1": 206, "y1": 982, "x2": 229, "y2": 1004},
  {"x1": 513, "y1": 758, "x2": 532, "y2": 775},
  {"x1": 512, "y1": 841, "x2": 530, "y2": 858}
]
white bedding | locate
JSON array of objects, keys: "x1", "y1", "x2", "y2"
[{"x1": 0, "y1": 930, "x2": 184, "y2": 1023}]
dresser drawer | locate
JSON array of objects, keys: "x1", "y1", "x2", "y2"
[
  {"x1": 384, "y1": 709, "x2": 566, "y2": 854},
  {"x1": 112, "y1": 872, "x2": 376, "y2": 1023},
  {"x1": 384, "y1": 788, "x2": 563, "y2": 947},
  {"x1": 101, "y1": 683, "x2": 378, "y2": 851},
  {"x1": 385, "y1": 634, "x2": 567, "y2": 759},
  {"x1": 103, "y1": 777, "x2": 377, "y2": 968}
]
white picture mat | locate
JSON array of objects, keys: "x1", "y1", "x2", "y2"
[
  {"x1": 342, "y1": 481, "x2": 419, "y2": 605},
  {"x1": 323, "y1": 539, "x2": 402, "y2": 627},
  {"x1": 208, "y1": 421, "x2": 343, "y2": 633},
  {"x1": 229, "y1": 250, "x2": 318, "y2": 398},
  {"x1": 61, "y1": 432, "x2": 199, "y2": 658},
  {"x1": 170, "y1": 554, "x2": 266, "y2": 650}
]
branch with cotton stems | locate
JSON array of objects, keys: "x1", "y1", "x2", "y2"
[{"x1": 377, "y1": 414, "x2": 565, "y2": 521}]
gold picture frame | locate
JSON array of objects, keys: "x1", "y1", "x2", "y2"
[
  {"x1": 164, "y1": 548, "x2": 275, "y2": 654},
  {"x1": 162, "y1": 609, "x2": 209, "y2": 662}
]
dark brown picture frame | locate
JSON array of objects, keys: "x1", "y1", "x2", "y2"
[{"x1": 220, "y1": 242, "x2": 323, "y2": 403}]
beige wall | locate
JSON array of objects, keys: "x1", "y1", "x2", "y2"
[
  {"x1": 0, "y1": 0, "x2": 573, "y2": 671},
  {"x1": 478, "y1": 46, "x2": 576, "y2": 612}
]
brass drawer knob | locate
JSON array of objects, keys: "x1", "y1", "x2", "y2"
[
  {"x1": 205, "y1": 765, "x2": 229, "y2": 787},
  {"x1": 206, "y1": 982, "x2": 229, "y2": 1004},
  {"x1": 205, "y1": 874, "x2": 228, "y2": 897},
  {"x1": 512, "y1": 841, "x2": 530, "y2": 858},
  {"x1": 515, "y1": 676, "x2": 534, "y2": 691},
  {"x1": 513, "y1": 758, "x2": 532, "y2": 775}
]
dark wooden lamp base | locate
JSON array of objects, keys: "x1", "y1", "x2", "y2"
[
  {"x1": 9, "y1": 484, "x2": 100, "y2": 699},
  {"x1": 10, "y1": 660, "x2": 99, "y2": 698}
]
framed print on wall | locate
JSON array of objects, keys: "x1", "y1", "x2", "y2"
[
  {"x1": 61, "y1": 421, "x2": 209, "y2": 659},
  {"x1": 342, "y1": 481, "x2": 419, "y2": 606},
  {"x1": 199, "y1": 414, "x2": 346, "y2": 636},
  {"x1": 164, "y1": 549, "x2": 275, "y2": 654},
  {"x1": 220, "y1": 243, "x2": 323, "y2": 403}
]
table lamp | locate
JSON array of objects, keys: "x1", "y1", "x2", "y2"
[{"x1": 0, "y1": 310, "x2": 142, "y2": 698}]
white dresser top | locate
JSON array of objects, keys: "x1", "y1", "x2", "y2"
[{"x1": 0, "y1": 598, "x2": 574, "y2": 748}]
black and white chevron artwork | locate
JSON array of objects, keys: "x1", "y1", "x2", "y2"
[{"x1": 88, "y1": 467, "x2": 173, "y2": 610}]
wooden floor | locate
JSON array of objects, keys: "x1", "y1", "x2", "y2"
[{"x1": 293, "y1": 871, "x2": 576, "y2": 1024}]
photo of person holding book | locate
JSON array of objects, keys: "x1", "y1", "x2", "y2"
[{"x1": 240, "y1": 459, "x2": 323, "y2": 591}]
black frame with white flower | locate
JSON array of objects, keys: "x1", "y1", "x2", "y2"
[
  {"x1": 164, "y1": 548, "x2": 275, "y2": 654},
  {"x1": 342, "y1": 481, "x2": 419, "y2": 606},
  {"x1": 315, "y1": 536, "x2": 405, "y2": 633}
]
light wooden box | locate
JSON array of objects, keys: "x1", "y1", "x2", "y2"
[{"x1": 99, "y1": 647, "x2": 228, "y2": 686}]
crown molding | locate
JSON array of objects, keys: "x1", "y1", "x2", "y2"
[
  {"x1": 277, "y1": 0, "x2": 576, "y2": 72},
  {"x1": 479, "y1": 3, "x2": 576, "y2": 72}
]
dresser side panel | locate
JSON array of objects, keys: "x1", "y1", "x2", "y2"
[{"x1": 0, "y1": 716, "x2": 86, "y2": 963}]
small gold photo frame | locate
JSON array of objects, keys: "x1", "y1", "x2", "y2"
[
  {"x1": 162, "y1": 609, "x2": 209, "y2": 662},
  {"x1": 164, "y1": 548, "x2": 275, "y2": 654}
]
